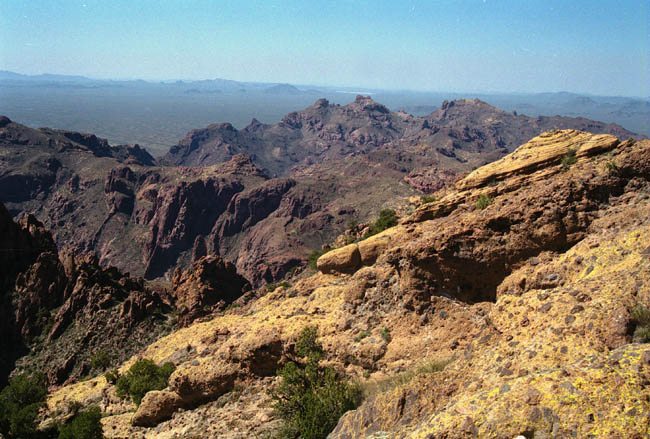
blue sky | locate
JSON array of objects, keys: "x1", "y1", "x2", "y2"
[{"x1": 1, "y1": 0, "x2": 648, "y2": 96}]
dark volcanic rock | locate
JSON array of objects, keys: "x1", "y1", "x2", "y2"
[
  {"x1": 171, "y1": 255, "x2": 251, "y2": 327},
  {"x1": 0, "y1": 201, "x2": 172, "y2": 386}
]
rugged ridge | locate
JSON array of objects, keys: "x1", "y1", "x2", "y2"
[
  {"x1": 39, "y1": 131, "x2": 650, "y2": 438},
  {"x1": 0, "y1": 201, "x2": 174, "y2": 386},
  {"x1": 162, "y1": 96, "x2": 639, "y2": 181},
  {"x1": 0, "y1": 99, "x2": 641, "y2": 286}
]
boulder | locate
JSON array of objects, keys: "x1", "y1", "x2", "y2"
[
  {"x1": 168, "y1": 360, "x2": 239, "y2": 405},
  {"x1": 317, "y1": 244, "x2": 361, "y2": 274},
  {"x1": 131, "y1": 390, "x2": 183, "y2": 427}
]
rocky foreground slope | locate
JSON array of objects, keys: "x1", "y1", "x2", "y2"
[
  {"x1": 39, "y1": 130, "x2": 650, "y2": 438},
  {"x1": 0, "y1": 98, "x2": 639, "y2": 285}
]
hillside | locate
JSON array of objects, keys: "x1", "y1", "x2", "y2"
[
  {"x1": 0, "y1": 98, "x2": 640, "y2": 286},
  {"x1": 33, "y1": 129, "x2": 650, "y2": 438}
]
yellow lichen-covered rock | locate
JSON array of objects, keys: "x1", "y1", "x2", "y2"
[
  {"x1": 168, "y1": 359, "x2": 239, "y2": 405},
  {"x1": 317, "y1": 243, "x2": 361, "y2": 273},
  {"x1": 457, "y1": 130, "x2": 619, "y2": 190},
  {"x1": 409, "y1": 345, "x2": 650, "y2": 439},
  {"x1": 357, "y1": 226, "x2": 405, "y2": 266},
  {"x1": 131, "y1": 391, "x2": 183, "y2": 427}
]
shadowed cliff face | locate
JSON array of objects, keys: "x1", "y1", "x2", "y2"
[
  {"x1": 0, "y1": 98, "x2": 641, "y2": 287},
  {"x1": 0, "y1": 202, "x2": 175, "y2": 387},
  {"x1": 38, "y1": 131, "x2": 650, "y2": 439}
]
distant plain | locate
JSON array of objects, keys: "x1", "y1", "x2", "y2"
[{"x1": 1, "y1": 73, "x2": 647, "y2": 157}]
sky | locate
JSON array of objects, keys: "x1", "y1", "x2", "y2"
[{"x1": 1, "y1": 0, "x2": 648, "y2": 96}]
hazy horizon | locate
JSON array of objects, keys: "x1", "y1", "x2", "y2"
[
  {"x1": 3, "y1": 68, "x2": 650, "y2": 100},
  {"x1": 1, "y1": 0, "x2": 648, "y2": 97}
]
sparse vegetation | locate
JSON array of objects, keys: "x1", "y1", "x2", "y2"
[
  {"x1": 308, "y1": 247, "x2": 331, "y2": 270},
  {"x1": 361, "y1": 359, "x2": 452, "y2": 399},
  {"x1": 354, "y1": 330, "x2": 371, "y2": 342},
  {"x1": 475, "y1": 193, "x2": 493, "y2": 210},
  {"x1": 104, "y1": 369, "x2": 119, "y2": 384},
  {"x1": 90, "y1": 351, "x2": 110, "y2": 372},
  {"x1": 420, "y1": 195, "x2": 437, "y2": 204},
  {"x1": 0, "y1": 372, "x2": 48, "y2": 439},
  {"x1": 271, "y1": 326, "x2": 361, "y2": 439},
  {"x1": 115, "y1": 359, "x2": 175, "y2": 406},
  {"x1": 380, "y1": 327, "x2": 391, "y2": 342},
  {"x1": 57, "y1": 406, "x2": 104, "y2": 439},
  {"x1": 605, "y1": 160, "x2": 621, "y2": 176},
  {"x1": 630, "y1": 304, "x2": 650, "y2": 343},
  {"x1": 560, "y1": 148, "x2": 578, "y2": 170},
  {"x1": 224, "y1": 302, "x2": 241, "y2": 312},
  {"x1": 267, "y1": 281, "x2": 291, "y2": 293},
  {"x1": 364, "y1": 209, "x2": 398, "y2": 238}
]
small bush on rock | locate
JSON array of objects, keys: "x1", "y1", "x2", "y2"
[
  {"x1": 605, "y1": 160, "x2": 621, "y2": 176},
  {"x1": 115, "y1": 359, "x2": 175, "y2": 406},
  {"x1": 561, "y1": 148, "x2": 577, "y2": 170},
  {"x1": 308, "y1": 247, "x2": 331, "y2": 270},
  {"x1": 420, "y1": 195, "x2": 436, "y2": 204},
  {"x1": 631, "y1": 304, "x2": 650, "y2": 343},
  {"x1": 271, "y1": 326, "x2": 361, "y2": 439},
  {"x1": 58, "y1": 406, "x2": 103, "y2": 439},
  {"x1": 380, "y1": 327, "x2": 391, "y2": 342},
  {"x1": 475, "y1": 194, "x2": 493, "y2": 210},
  {"x1": 364, "y1": 209, "x2": 398, "y2": 238},
  {"x1": 90, "y1": 351, "x2": 110, "y2": 372},
  {"x1": 104, "y1": 369, "x2": 119, "y2": 384}
]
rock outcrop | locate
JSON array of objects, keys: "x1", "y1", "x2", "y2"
[
  {"x1": 0, "y1": 201, "x2": 173, "y2": 386},
  {"x1": 171, "y1": 255, "x2": 251, "y2": 327},
  {"x1": 40, "y1": 131, "x2": 650, "y2": 438}
]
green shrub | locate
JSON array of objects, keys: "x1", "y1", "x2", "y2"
[
  {"x1": 420, "y1": 195, "x2": 436, "y2": 204},
  {"x1": 380, "y1": 328, "x2": 391, "y2": 343},
  {"x1": 354, "y1": 330, "x2": 371, "y2": 342},
  {"x1": 560, "y1": 148, "x2": 577, "y2": 170},
  {"x1": 224, "y1": 302, "x2": 241, "y2": 312},
  {"x1": 271, "y1": 326, "x2": 361, "y2": 439},
  {"x1": 634, "y1": 326, "x2": 650, "y2": 343},
  {"x1": 267, "y1": 281, "x2": 291, "y2": 293},
  {"x1": 308, "y1": 247, "x2": 331, "y2": 270},
  {"x1": 475, "y1": 194, "x2": 493, "y2": 210},
  {"x1": 605, "y1": 160, "x2": 621, "y2": 176},
  {"x1": 364, "y1": 209, "x2": 398, "y2": 238},
  {"x1": 0, "y1": 372, "x2": 48, "y2": 439},
  {"x1": 90, "y1": 351, "x2": 110, "y2": 372},
  {"x1": 58, "y1": 406, "x2": 103, "y2": 439},
  {"x1": 631, "y1": 304, "x2": 650, "y2": 343},
  {"x1": 115, "y1": 360, "x2": 175, "y2": 406},
  {"x1": 104, "y1": 369, "x2": 119, "y2": 385}
]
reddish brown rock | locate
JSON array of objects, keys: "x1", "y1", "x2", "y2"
[{"x1": 171, "y1": 255, "x2": 251, "y2": 327}]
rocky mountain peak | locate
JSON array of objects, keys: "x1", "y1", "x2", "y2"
[
  {"x1": 349, "y1": 94, "x2": 390, "y2": 114},
  {"x1": 312, "y1": 98, "x2": 330, "y2": 109}
]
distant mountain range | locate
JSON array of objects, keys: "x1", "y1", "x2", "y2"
[{"x1": 1, "y1": 70, "x2": 647, "y2": 155}]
